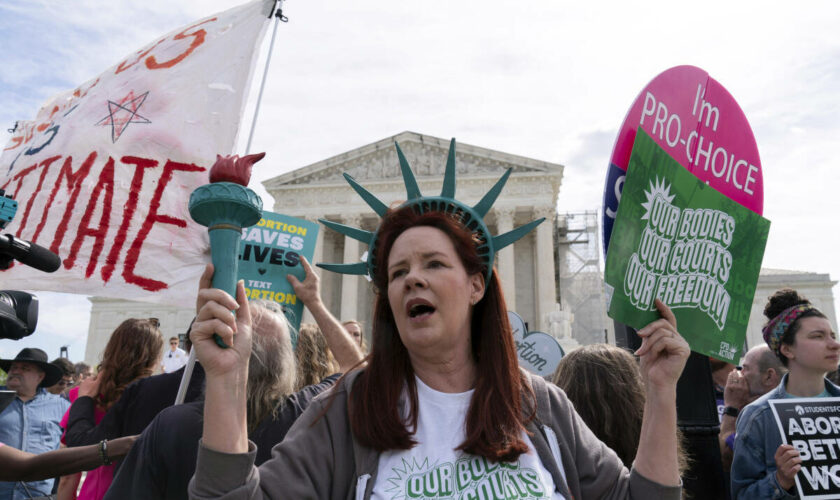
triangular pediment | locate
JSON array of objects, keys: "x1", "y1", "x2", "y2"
[{"x1": 263, "y1": 131, "x2": 563, "y2": 189}]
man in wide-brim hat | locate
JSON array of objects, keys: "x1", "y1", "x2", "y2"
[
  {"x1": 1, "y1": 348, "x2": 64, "y2": 395},
  {"x1": 0, "y1": 347, "x2": 71, "y2": 498}
]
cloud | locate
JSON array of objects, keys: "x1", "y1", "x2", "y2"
[{"x1": 555, "y1": 129, "x2": 616, "y2": 213}]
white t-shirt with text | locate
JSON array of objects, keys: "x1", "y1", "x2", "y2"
[{"x1": 372, "y1": 376, "x2": 565, "y2": 500}]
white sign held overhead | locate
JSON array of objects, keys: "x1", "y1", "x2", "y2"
[{"x1": 0, "y1": 0, "x2": 274, "y2": 308}]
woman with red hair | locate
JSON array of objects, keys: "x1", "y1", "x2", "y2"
[{"x1": 188, "y1": 142, "x2": 689, "y2": 499}]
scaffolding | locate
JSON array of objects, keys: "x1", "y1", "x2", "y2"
[{"x1": 555, "y1": 211, "x2": 611, "y2": 346}]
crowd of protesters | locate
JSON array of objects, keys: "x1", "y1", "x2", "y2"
[{"x1": 0, "y1": 210, "x2": 837, "y2": 500}]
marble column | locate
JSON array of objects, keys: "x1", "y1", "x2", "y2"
[
  {"x1": 534, "y1": 206, "x2": 556, "y2": 332},
  {"x1": 494, "y1": 207, "x2": 516, "y2": 311},
  {"x1": 340, "y1": 214, "x2": 361, "y2": 322}
]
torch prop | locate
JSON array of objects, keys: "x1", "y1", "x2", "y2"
[{"x1": 175, "y1": 153, "x2": 264, "y2": 404}]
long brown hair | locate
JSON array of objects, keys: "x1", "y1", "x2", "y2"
[
  {"x1": 96, "y1": 318, "x2": 163, "y2": 409},
  {"x1": 552, "y1": 344, "x2": 644, "y2": 467},
  {"x1": 348, "y1": 206, "x2": 534, "y2": 462},
  {"x1": 552, "y1": 344, "x2": 690, "y2": 475}
]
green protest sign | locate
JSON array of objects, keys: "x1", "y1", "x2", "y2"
[
  {"x1": 604, "y1": 129, "x2": 770, "y2": 362},
  {"x1": 237, "y1": 211, "x2": 319, "y2": 346}
]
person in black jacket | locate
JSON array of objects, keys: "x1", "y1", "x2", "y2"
[
  {"x1": 104, "y1": 318, "x2": 339, "y2": 500},
  {"x1": 105, "y1": 259, "x2": 362, "y2": 499},
  {"x1": 63, "y1": 329, "x2": 205, "y2": 473}
]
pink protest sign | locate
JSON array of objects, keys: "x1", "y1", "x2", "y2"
[{"x1": 603, "y1": 65, "x2": 763, "y2": 254}]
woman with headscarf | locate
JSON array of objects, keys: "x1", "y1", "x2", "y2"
[
  {"x1": 730, "y1": 289, "x2": 840, "y2": 499},
  {"x1": 187, "y1": 141, "x2": 689, "y2": 499}
]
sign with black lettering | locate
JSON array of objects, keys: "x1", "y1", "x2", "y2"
[
  {"x1": 237, "y1": 211, "x2": 319, "y2": 344},
  {"x1": 769, "y1": 398, "x2": 840, "y2": 499},
  {"x1": 508, "y1": 311, "x2": 564, "y2": 377}
]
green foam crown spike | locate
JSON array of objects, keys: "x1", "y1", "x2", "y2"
[
  {"x1": 473, "y1": 168, "x2": 512, "y2": 218},
  {"x1": 441, "y1": 138, "x2": 457, "y2": 198},
  {"x1": 319, "y1": 218, "x2": 373, "y2": 244},
  {"x1": 315, "y1": 138, "x2": 545, "y2": 285},
  {"x1": 343, "y1": 173, "x2": 388, "y2": 217},
  {"x1": 395, "y1": 142, "x2": 422, "y2": 201}
]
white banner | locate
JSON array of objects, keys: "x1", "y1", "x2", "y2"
[{"x1": 0, "y1": 0, "x2": 273, "y2": 308}]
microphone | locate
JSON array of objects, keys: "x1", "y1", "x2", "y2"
[{"x1": 0, "y1": 234, "x2": 62, "y2": 273}]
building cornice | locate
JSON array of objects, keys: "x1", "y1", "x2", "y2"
[{"x1": 262, "y1": 131, "x2": 564, "y2": 191}]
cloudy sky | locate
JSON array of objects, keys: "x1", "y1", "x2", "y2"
[{"x1": 1, "y1": 0, "x2": 838, "y2": 360}]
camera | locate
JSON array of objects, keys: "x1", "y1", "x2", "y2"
[{"x1": 0, "y1": 291, "x2": 38, "y2": 340}]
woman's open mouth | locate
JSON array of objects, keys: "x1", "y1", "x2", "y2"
[{"x1": 407, "y1": 299, "x2": 436, "y2": 320}]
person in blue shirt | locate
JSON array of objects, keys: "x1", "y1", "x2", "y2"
[
  {"x1": 731, "y1": 289, "x2": 840, "y2": 499},
  {"x1": 0, "y1": 347, "x2": 71, "y2": 499}
]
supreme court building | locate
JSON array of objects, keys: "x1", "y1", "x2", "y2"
[{"x1": 262, "y1": 132, "x2": 564, "y2": 335}]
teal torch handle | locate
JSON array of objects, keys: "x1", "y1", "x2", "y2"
[
  {"x1": 189, "y1": 180, "x2": 263, "y2": 350},
  {"x1": 209, "y1": 225, "x2": 244, "y2": 348}
]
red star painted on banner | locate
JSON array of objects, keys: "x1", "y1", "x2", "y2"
[{"x1": 96, "y1": 90, "x2": 151, "y2": 143}]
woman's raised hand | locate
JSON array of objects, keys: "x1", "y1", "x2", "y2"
[
  {"x1": 78, "y1": 374, "x2": 100, "y2": 398},
  {"x1": 635, "y1": 299, "x2": 691, "y2": 390},
  {"x1": 189, "y1": 264, "x2": 253, "y2": 379}
]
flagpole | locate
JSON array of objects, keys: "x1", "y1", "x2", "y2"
[
  {"x1": 176, "y1": 1, "x2": 286, "y2": 406},
  {"x1": 245, "y1": 0, "x2": 287, "y2": 155}
]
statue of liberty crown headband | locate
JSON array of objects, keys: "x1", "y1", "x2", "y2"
[{"x1": 315, "y1": 138, "x2": 545, "y2": 285}]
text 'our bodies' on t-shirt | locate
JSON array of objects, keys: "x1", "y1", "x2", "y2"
[{"x1": 371, "y1": 376, "x2": 565, "y2": 500}]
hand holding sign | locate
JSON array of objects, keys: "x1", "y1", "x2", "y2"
[
  {"x1": 636, "y1": 299, "x2": 690, "y2": 391},
  {"x1": 605, "y1": 130, "x2": 770, "y2": 362},
  {"x1": 237, "y1": 212, "x2": 319, "y2": 340},
  {"x1": 286, "y1": 256, "x2": 321, "y2": 309},
  {"x1": 774, "y1": 444, "x2": 803, "y2": 492},
  {"x1": 768, "y1": 398, "x2": 840, "y2": 498}
]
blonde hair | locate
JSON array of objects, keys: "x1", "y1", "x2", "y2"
[{"x1": 295, "y1": 323, "x2": 339, "y2": 390}]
